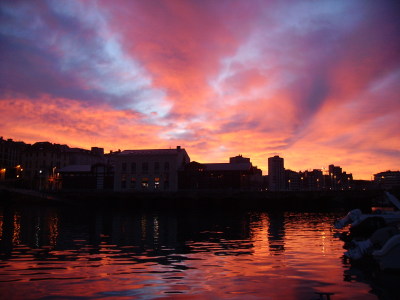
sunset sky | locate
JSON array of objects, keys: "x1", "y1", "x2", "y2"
[{"x1": 1, "y1": 0, "x2": 399, "y2": 179}]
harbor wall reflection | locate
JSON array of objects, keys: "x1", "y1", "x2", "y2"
[
  {"x1": 1, "y1": 206, "x2": 293, "y2": 259},
  {"x1": 0, "y1": 205, "x2": 344, "y2": 269}
]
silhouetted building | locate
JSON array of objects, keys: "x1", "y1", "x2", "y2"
[
  {"x1": 104, "y1": 149, "x2": 122, "y2": 169},
  {"x1": 21, "y1": 142, "x2": 69, "y2": 187},
  {"x1": 352, "y1": 180, "x2": 375, "y2": 191},
  {"x1": 230, "y1": 154, "x2": 251, "y2": 164},
  {"x1": 178, "y1": 160, "x2": 262, "y2": 190},
  {"x1": 114, "y1": 146, "x2": 190, "y2": 192},
  {"x1": 67, "y1": 147, "x2": 105, "y2": 165},
  {"x1": 59, "y1": 163, "x2": 114, "y2": 190},
  {"x1": 284, "y1": 169, "x2": 301, "y2": 191},
  {"x1": 0, "y1": 137, "x2": 26, "y2": 169},
  {"x1": 179, "y1": 155, "x2": 263, "y2": 190},
  {"x1": 0, "y1": 137, "x2": 27, "y2": 181},
  {"x1": 298, "y1": 169, "x2": 324, "y2": 191},
  {"x1": 327, "y1": 164, "x2": 353, "y2": 190},
  {"x1": 374, "y1": 171, "x2": 400, "y2": 190},
  {"x1": 268, "y1": 156, "x2": 285, "y2": 191},
  {"x1": 18, "y1": 142, "x2": 105, "y2": 189},
  {"x1": 0, "y1": 137, "x2": 107, "y2": 189}
]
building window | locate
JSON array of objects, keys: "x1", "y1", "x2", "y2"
[
  {"x1": 164, "y1": 180, "x2": 169, "y2": 190},
  {"x1": 130, "y1": 177, "x2": 136, "y2": 189},
  {"x1": 154, "y1": 177, "x2": 160, "y2": 189},
  {"x1": 131, "y1": 162, "x2": 136, "y2": 173},
  {"x1": 122, "y1": 162, "x2": 127, "y2": 172},
  {"x1": 164, "y1": 162, "x2": 170, "y2": 171},
  {"x1": 121, "y1": 175, "x2": 127, "y2": 189},
  {"x1": 142, "y1": 162, "x2": 149, "y2": 174},
  {"x1": 141, "y1": 177, "x2": 149, "y2": 189},
  {"x1": 154, "y1": 162, "x2": 160, "y2": 173}
]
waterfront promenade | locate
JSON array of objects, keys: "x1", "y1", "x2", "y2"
[{"x1": 1, "y1": 186, "x2": 390, "y2": 212}]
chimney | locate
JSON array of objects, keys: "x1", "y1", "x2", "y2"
[{"x1": 177, "y1": 146, "x2": 181, "y2": 151}]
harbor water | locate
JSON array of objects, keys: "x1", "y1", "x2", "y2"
[{"x1": 0, "y1": 202, "x2": 399, "y2": 299}]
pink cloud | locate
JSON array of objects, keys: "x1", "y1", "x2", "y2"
[
  {"x1": 1, "y1": 1, "x2": 399, "y2": 179},
  {"x1": 0, "y1": 95, "x2": 165, "y2": 151}
]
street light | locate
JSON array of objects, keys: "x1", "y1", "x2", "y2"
[
  {"x1": 52, "y1": 167, "x2": 56, "y2": 190},
  {"x1": 39, "y1": 170, "x2": 42, "y2": 190}
]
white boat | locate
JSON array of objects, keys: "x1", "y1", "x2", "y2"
[
  {"x1": 373, "y1": 234, "x2": 400, "y2": 270},
  {"x1": 335, "y1": 192, "x2": 400, "y2": 230},
  {"x1": 337, "y1": 192, "x2": 400, "y2": 267}
]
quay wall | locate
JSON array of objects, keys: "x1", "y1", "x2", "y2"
[{"x1": 2, "y1": 188, "x2": 394, "y2": 212}]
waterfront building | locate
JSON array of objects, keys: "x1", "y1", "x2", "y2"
[
  {"x1": 20, "y1": 142, "x2": 105, "y2": 189},
  {"x1": 0, "y1": 137, "x2": 106, "y2": 189},
  {"x1": 178, "y1": 159, "x2": 262, "y2": 190},
  {"x1": 268, "y1": 156, "x2": 285, "y2": 191},
  {"x1": 0, "y1": 137, "x2": 27, "y2": 180},
  {"x1": 21, "y1": 142, "x2": 69, "y2": 186},
  {"x1": 114, "y1": 146, "x2": 190, "y2": 192},
  {"x1": 352, "y1": 180, "x2": 375, "y2": 191},
  {"x1": 59, "y1": 163, "x2": 114, "y2": 190},
  {"x1": 374, "y1": 171, "x2": 400, "y2": 190}
]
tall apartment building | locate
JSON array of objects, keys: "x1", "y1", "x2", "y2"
[
  {"x1": 328, "y1": 164, "x2": 353, "y2": 190},
  {"x1": 268, "y1": 155, "x2": 285, "y2": 191},
  {"x1": 114, "y1": 146, "x2": 190, "y2": 192}
]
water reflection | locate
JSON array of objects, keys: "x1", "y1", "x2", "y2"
[
  {"x1": 268, "y1": 212, "x2": 286, "y2": 254},
  {"x1": 0, "y1": 204, "x2": 398, "y2": 299}
]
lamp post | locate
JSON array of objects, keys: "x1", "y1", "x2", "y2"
[
  {"x1": 39, "y1": 170, "x2": 42, "y2": 190},
  {"x1": 52, "y1": 167, "x2": 56, "y2": 190}
]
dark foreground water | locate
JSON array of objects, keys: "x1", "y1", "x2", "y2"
[{"x1": 0, "y1": 203, "x2": 399, "y2": 300}]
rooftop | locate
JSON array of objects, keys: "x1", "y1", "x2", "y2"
[
  {"x1": 120, "y1": 147, "x2": 185, "y2": 156},
  {"x1": 204, "y1": 163, "x2": 252, "y2": 171}
]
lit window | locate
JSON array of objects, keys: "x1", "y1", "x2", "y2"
[{"x1": 142, "y1": 177, "x2": 149, "y2": 189}]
